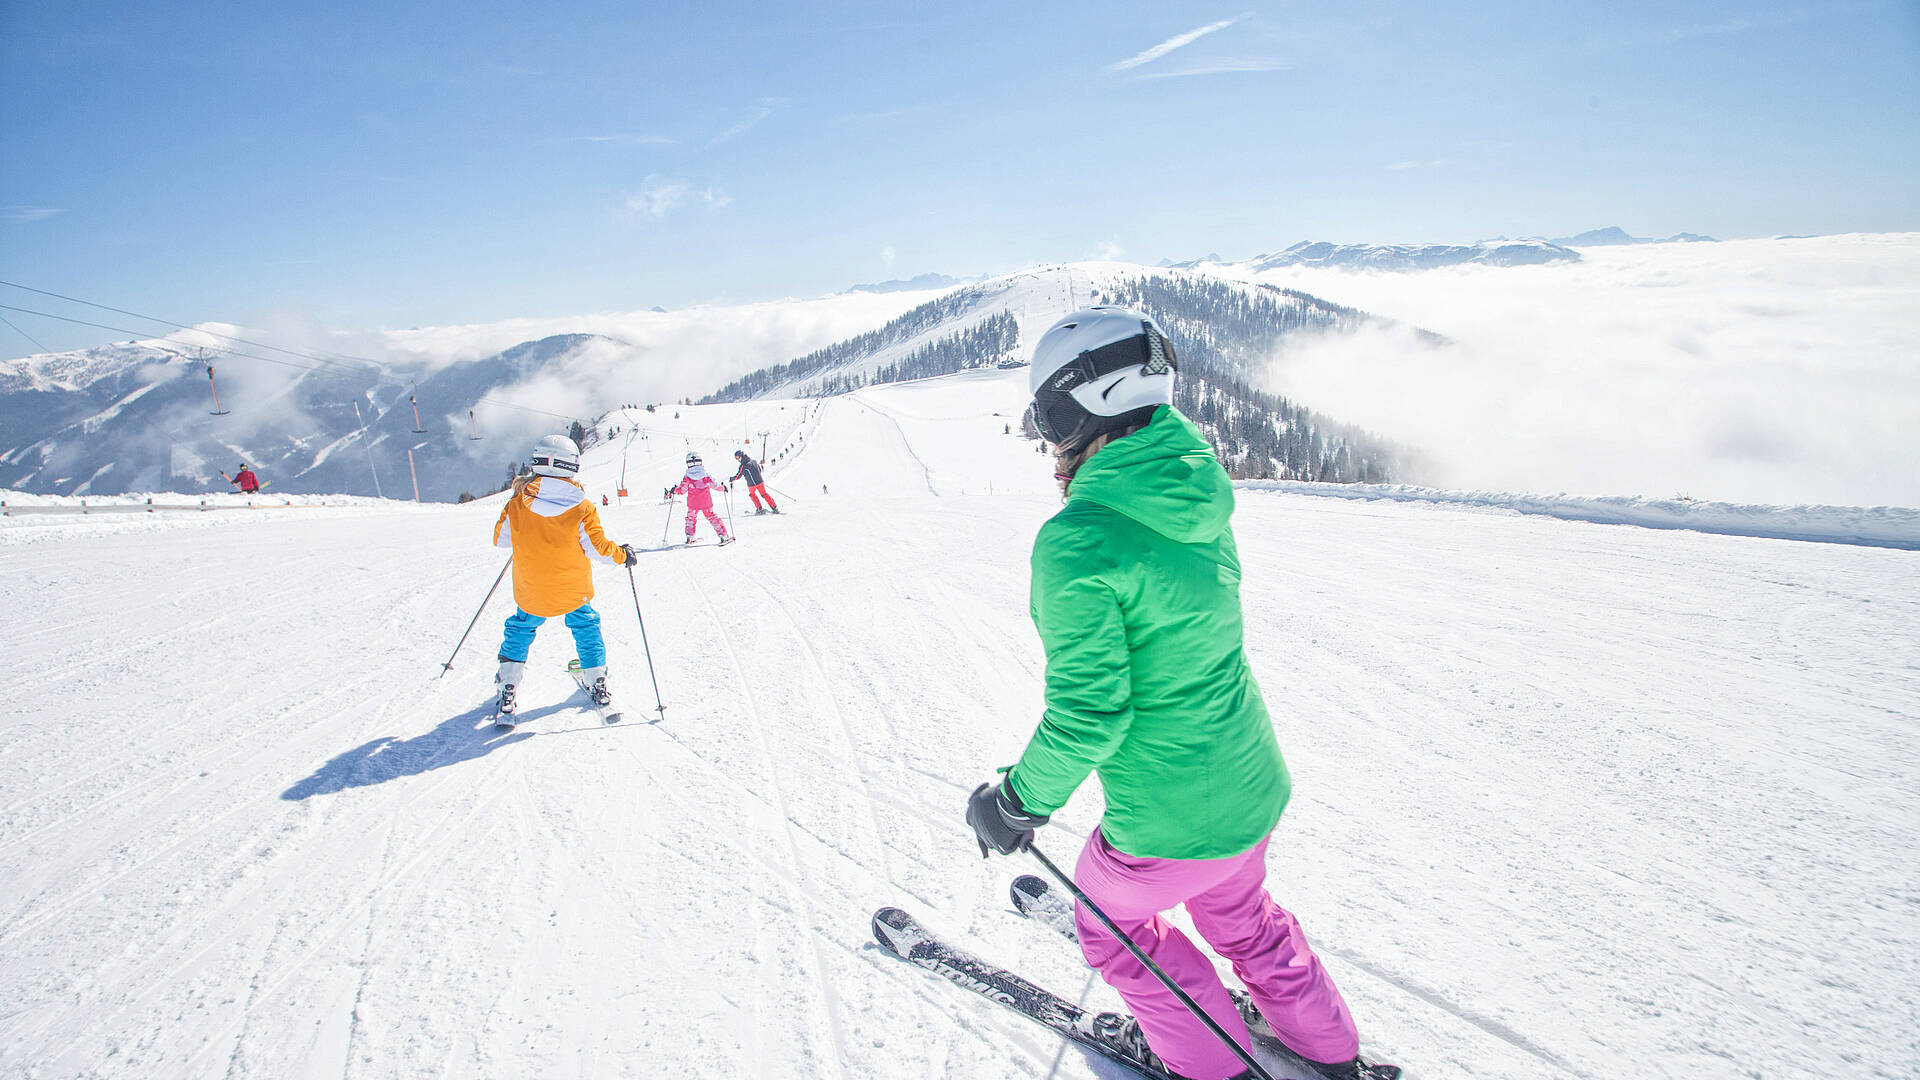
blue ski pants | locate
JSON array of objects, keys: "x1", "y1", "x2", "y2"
[{"x1": 498, "y1": 604, "x2": 605, "y2": 668}]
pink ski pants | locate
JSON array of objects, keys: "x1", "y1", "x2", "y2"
[
  {"x1": 685, "y1": 506, "x2": 728, "y2": 538},
  {"x1": 1074, "y1": 828, "x2": 1359, "y2": 1080}
]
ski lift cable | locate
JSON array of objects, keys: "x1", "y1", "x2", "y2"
[
  {"x1": 0, "y1": 279, "x2": 380, "y2": 375},
  {"x1": 5, "y1": 289, "x2": 733, "y2": 439},
  {"x1": 0, "y1": 310, "x2": 54, "y2": 354},
  {"x1": 2, "y1": 302, "x2": 584, "y2": 424},
  {"x1": 0, "y1": 303, "x2": 344, "y2": 376},
  {"x1": 1, "y1": 280, "x2": 652, "y2": 428}
]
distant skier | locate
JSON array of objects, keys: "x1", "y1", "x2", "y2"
[
  {"x1": 667, "y1": 452, "x2": 732, "y2": 545},
  {"x1": 490, "y1": 435, "x2": 636, "y2": 720},
  {"x1": 730, "y1": 449, "x2": 779, "y2": 514},
  {"x1": 228, "y1": 463, "x2": 261, "y2": 494},
  {"x1": 966, "y1": 309, "x2": 1397, "y2": 1080}
]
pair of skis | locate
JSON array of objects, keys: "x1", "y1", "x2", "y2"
[
  {"x1": 873, "y1": 875, "x2": 1398, "y2": 1080},
  {"x1": 490, "y1": 660, "x2": 624, "y2": 731}
]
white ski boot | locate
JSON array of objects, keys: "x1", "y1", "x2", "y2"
[
  {"x1": 568, "y1": 661, "x2": 622, "y2": 722},
  {"x1": 494, "y1": 660, "x2": 525, "y2": 727}
]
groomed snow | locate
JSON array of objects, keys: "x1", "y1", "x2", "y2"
[{"x1": 2, "y1": 367, "x2": 1914, "y2": 1079}]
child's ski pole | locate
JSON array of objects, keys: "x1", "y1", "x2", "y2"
[
  {"x1": 627, "y1": 563, "x2": 667, "y2": 720},
  {"x1": 439, "y1": 556, "x2": 511, "y2": 677}
]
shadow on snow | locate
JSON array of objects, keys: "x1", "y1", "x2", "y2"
[{"x1": 281, "y1": 701, "x2": 575, "y2": 800}]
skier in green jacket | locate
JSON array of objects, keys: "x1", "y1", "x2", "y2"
[{"x1": 967, "y1": 308, "x2": 1395, "y2": 1080}]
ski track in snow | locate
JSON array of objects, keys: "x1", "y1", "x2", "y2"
[{"x1": 1, "y1": 369, "x2": 1915, "y2": 1080}]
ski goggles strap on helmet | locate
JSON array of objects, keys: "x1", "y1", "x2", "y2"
[
  {"x1": 1030, "y1": 320, "x2": 1177, "y2": 446},
  {"x1": 529, "y1": 453, "x2": 578, "y2": 474}
]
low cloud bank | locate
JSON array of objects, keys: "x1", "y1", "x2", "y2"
[{"x1": 1253, "y1": 234, "x2": 1920, "y2": 508}]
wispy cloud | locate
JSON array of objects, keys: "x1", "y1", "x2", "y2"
[
  {"x1": 563, "y1": 133, "x2": 679, "y2": 146},
  {"x1": 1590, "y1": 2, "x2": 1880, "y2": 49},
  {"x1": 2, "y1": 206, "x2": 65, "y2": 225},
  {"x1": 709, "y1": 98, "x2": 791, "y2": 147},
  {"x1": 1109, "y1": 16, "x2": 1246, "y2": 72},
  {"x1": 624, "y1": 175, "x2": 732, "y2": 219},
  {"x1": 1130, "y1": 57, "x2": 1291, "y2": 81}
]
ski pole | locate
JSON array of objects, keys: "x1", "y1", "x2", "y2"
[
  {"x1": 1027, "y1": 844, "x2": 1278, "y2": 1080},
  {"x1": 439, "y1": 556, "x2": 511, "y2": 677},
  {"x1": 765, "y1": 483, "x2": 798, "y2": 503},
  {"x1": 627, "y1": 562, "x2": 667, "y2": 720},
  {"x1": 660, "y1": 492, "x2": 679, "y2": 543},
  {"x1": 723, "y1": 485, "x2": 736, "y2": 534}
]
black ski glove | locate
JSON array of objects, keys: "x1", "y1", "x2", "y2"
[
  {"x1": 663, "y1": 487, "x2": 674, "y2": 499},
  {"x1": 620, "y1": 544, "x2": 639, "y2": 563},
  {"x1": 967, "y1": 779, "x2": 1049, "y2": 857}
]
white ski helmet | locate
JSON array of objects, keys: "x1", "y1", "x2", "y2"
[
  {"x1": 1027, "y1": 307, "x2": 1177, "y2": 450},
  {"x1": 529, "y1": 434, "x2": 580, "y2": 477},
  {"x1": 685, "y1": 451, "x2": 702, "y2": 465}
]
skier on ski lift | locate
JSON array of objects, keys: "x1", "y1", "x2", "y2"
[
  {"x1": 228, "y1": 463, "x2": 261, "y2": 494},
  {"x1": 490, "y1": 435, "x2": 636, "y2": 719},
  {"x1": 965, "y1": 308, "x2": 1398, "y2": 1080},
  {"x1": 729, "y1": 449, "x2": 779, "y2": 514},
  {"x1": 666, "y1": 452, "x2": 732, "y2": 545}
]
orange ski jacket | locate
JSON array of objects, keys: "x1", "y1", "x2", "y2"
[{"x1": 492, "y1": 476, "x2": 628, "y2": 617}]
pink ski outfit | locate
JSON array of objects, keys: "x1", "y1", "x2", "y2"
[{"x1": 672, "y1": 467, "x2": 729, "y2": 540}]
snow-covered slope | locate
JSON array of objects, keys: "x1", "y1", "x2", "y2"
[{"x1": 3, "y1": 369, "x2": 1914, "y2": 1080}]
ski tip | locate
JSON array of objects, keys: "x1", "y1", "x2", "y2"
[
  {"x1": 603, "y1": 712, "x2": 624, "y2": 724},
  {"x1": 494, "y1": 721, "x2": 517, "y2": 731},
  {"x1": 1010, "y1": 874, "x2": 1049, "y2": 910},
  {"x1": 871, "y1": 906, "x2": 919, "y2": 955}
]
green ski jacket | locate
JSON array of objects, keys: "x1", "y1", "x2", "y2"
[{"x1": 1007, "y1": 406, "x2": 1290, "y2": 860}]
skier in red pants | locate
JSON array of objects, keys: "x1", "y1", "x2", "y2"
[
  {"x1": 730, "y1": 449, "x2": 778, "y2": 514},
  {"x1": 667, "y1": 452, "x2": 732, "y2": 545}
]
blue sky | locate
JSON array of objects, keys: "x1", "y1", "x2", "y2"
[{"x1": 3, "y1": 0, "x2": 1916, "y2": 357}]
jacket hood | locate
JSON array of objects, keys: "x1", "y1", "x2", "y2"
[
  {"x1": 684, "y1": 464, "x2": 710, "y2": 481},
  {"x1": 1067, "y1": 407, "x2": 1233, "y2": 544}
]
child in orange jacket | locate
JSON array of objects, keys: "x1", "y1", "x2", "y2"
[{"x1": 491, "y1": 435, "x2": 634, "y2": 719}]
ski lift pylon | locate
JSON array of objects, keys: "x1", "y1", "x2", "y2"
[
  {"x1": 410, "y1": 391, "x2": 427, "y2": 433},
  {"x1": 469, "y1": 409, "x2": 483, "y2": 440}
]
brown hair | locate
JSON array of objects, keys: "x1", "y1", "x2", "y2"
[
  {"x1": 1052, "y1": 418, "x2": 1151, "y2": 501},
  {"x1": 510, "y1": 472, "x2": 537, "y2": 500}
]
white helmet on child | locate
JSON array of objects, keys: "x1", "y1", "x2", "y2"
[
  {"x1": 529, "y1": 434, "x2": 580, "y2": 477},
  {"x1": 685, "y1": 452, "x2": 702, "y2": 465},
  {"x1": 1028, "y1": 307, "x2": 1177, "y2": 450}
]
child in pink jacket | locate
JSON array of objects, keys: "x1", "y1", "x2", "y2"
[{"x1": 668, "y1": 452, "x2": 733, "y2": 545}]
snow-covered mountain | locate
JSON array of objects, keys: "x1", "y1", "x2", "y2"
[
  {"x1": 0, "y1": 332, "x2": 646, "y2": 502},
  {"x1": 702, "y1": 264, "x2": 1418, "y2": 483},
  {"x1": 1236, "y1": 238, "x2": 1580, "y2": 271},
  {"x1": 1549, "y1": 226, "x2": 1718, "y2": 246},
  {"x1": 0, "y1": 292, "x2": 931, "y2": 501},
  {"x1": 843, "y1": 272, "x2": 976, "y2": 294}
]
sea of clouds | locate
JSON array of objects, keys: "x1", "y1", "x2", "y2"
[{"x1": 1250, "y1": 233, "x2": 1920, "y2": 508}]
